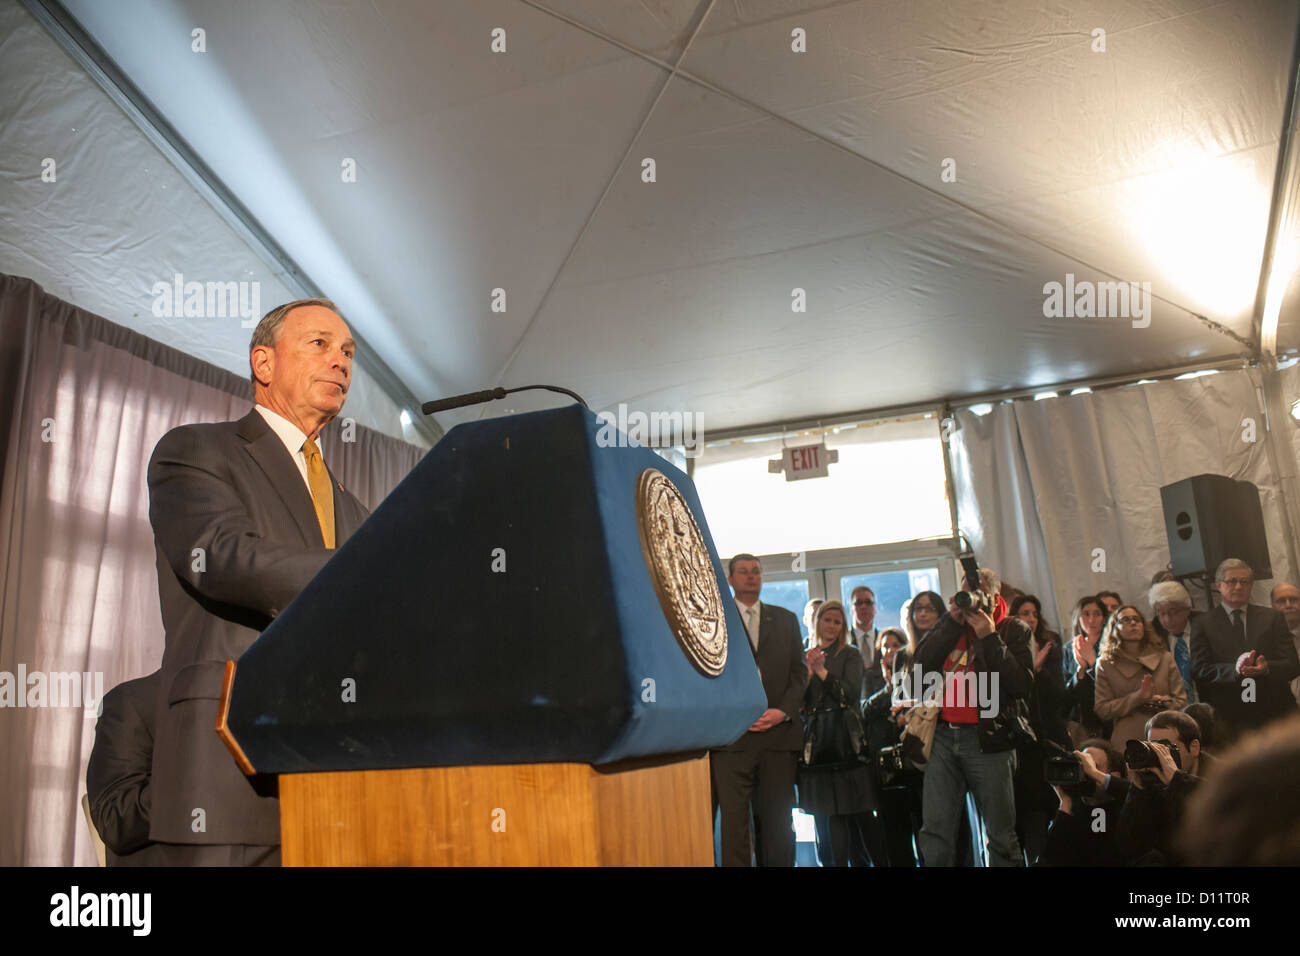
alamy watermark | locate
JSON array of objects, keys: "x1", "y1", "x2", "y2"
[
  {"x1": 595, "y1": 403, "x2": 704, "y2": 459},
  {"x1": 150, "y1": 272, "x2": 262, "y2": 327},
  {"x1": 894, "y1": 664, "x2": 1001, "y2": 718},
  {"x1": 1042, "y1": 273, "x2": 1151, "y2": 328},
  {"x1": 0, "y1": 666, "x2": 104, "y2": 717}
]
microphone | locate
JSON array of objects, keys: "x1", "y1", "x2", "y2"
[
  {"x1": 420, "y1": 388, "x2": 507, "y2": 415},
  {"x1": 420, "y1": 384, "x2": 588, "y2": 417}
]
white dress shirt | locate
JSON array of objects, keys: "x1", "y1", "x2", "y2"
[
  {"x1": 853, "y1": 625, "x2": 878, "y2": 667},
  {"x1": 255, "y1": 404, "x2": 316, "y2": 494}
]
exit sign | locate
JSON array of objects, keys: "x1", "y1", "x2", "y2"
[{"x1": 768, "y1": 443, "x2": 839, "y2": 481}]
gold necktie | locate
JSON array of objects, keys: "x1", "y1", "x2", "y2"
[{"x1": 302, "y1": 438, "x2": 335, "y2": 549}]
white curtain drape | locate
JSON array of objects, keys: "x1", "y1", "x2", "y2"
[{"x1": 949, "y1": 368, "x2": 1298, "y2": 635}]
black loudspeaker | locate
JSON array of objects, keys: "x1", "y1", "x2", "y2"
[{"x1": 1160, "y1": 474, "x2": 1271, "y2": 579}]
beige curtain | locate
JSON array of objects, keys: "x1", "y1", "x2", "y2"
[
  {"x1": 949, "y1": 368, "x2": 1298, "y2": 635},
  {"x1": 0, "y1": 273, "x2": 422, "y2": 865}
]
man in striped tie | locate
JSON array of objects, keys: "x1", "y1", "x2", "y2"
[{"x1": 145, "y1": 298, "x2": 370, "y2": 865}]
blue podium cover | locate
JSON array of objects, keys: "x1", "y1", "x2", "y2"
[{"x1": 225, "y1": 403, "x2": 767, "y2": 771}]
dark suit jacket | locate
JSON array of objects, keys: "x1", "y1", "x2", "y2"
[
  {"x1": 146, "y1": 408, "x2": 369, "y2": 845},
  {"x1": 1031, "y1": 635, "x2": 1070, "y2": 749},
  {"x1": 1190, "y1": 603, "x2": 1300, "y2": 738},
  {"x1": 1038, "y1": 789, "x2": 1125, "y2": 867},
  {"x1": 86, "y1": 671, "x2": 165, "y2": 865},
  {"x1": 716, "y1": 601, "x2": 807, "y2": 751}
]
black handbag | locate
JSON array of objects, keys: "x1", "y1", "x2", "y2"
[{"x1": 802, "y1": 699, "x2": 865, "y2": 767}]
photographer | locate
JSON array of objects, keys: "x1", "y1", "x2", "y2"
[
  {"x1": 914, "y1": 565, "x2": 1034, "y2": 866},
  {"x1": 1146, "y1": 709, "x2": 1214, "y2": 778},
  {"x1": 1037, "y1": 739, "x2": 1126, "y2": 866},
  {"x1": 1110, "y1": 714, "x2": 1205, "y2": 865}
]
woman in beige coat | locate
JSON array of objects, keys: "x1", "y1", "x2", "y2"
[{"x1": 1093, "y1": 604, "x2": 1187, "y2": 750}]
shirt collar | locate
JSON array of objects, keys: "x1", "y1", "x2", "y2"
[{"x1": 256, "y1": 404, "x2": 312, "y2": 459}]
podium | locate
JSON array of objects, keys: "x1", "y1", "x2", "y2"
[{"x1": 217, "y1": 404, "x2": 766, "y2": 865}]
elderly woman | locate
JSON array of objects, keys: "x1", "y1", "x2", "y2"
[
  {"x1": 1093, "y1": 604, "x2": 1187, "y2": 750},
  {"x1": 1062, "y1": 595, "x2": 1109, "y2": 745},
  {"x1": 1148, "y1": 580, "x2": 1200, "y2": 704},
  {"x1": 798, "y1": 600, "x2": 879, "y2": 866}
]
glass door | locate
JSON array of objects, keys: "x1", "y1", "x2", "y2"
[{"x1": 827, "y1": 559, "x2": 958, "y2": 636}]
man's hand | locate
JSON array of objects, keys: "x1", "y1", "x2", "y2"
[
  {"x1": 1153, "y1": 742, "x2": 1178, "y2": 786},
  {"x1": 1236, "y1": 650, "x2": 1255, "y2": 676},
  {"x1": 965, "y1": 608, "x2": 996, "y2": 638},
  {"x1": 748, "y1": 708, "x2": 786, "y2": 733},
  {"x1": 1076, "y1": 748, "x2": 1107, "y2": 787},
  {"x1": 1241, "y1": 653, "x2": 1270, "y2": 678}
]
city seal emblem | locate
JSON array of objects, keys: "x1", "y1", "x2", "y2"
[{"x1": 635, "y1": 469, "x2": 727, "y2": 677}]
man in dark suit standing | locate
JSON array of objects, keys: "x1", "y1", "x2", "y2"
[
  {"x1": 1190, "y1": 558, "x2": 1300, "y2": 746},
  {"x1": 86, "y1": 671, "x2": 167, "y2": 865},
  {"x1": 146, "y1": 298, "x2": 369, "y2": 865},
  {"x1": 848, "y1": 585, "x2": 880, "y2": 666},
  {"x1": 710, "y1": 553, "x2": 806, "y2": 866}
]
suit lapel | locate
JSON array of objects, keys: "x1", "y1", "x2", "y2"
[
  {"x1": 1245, "y1": 604, "x2": 1265, "y2": 645},
  {"x1": 326, "y1": 463, "x2": 349, "y2": 538},
  {"x1": 759, "y1": 604, "x2": 775, "y2": 659},
  {"x1": 237, "y1": 410, "x2": 324, "y2": 547}
]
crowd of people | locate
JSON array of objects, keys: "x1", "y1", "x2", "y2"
[{"x1": 712, "y1": 553, "x2": 1300, "y2": 867}]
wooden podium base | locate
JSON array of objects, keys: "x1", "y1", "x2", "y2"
[{"x1": 278, "y1": 751, "x2": 714, "y2": 866}]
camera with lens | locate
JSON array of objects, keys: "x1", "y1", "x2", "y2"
[
  {"x1": 1044, "y1": 750, "x2": 1096, "y2": 797},
  {"x1": 1125, "y1": 737, "x2": 1181, "y2": 773},
  {"x1": 952, "y1": 551, "x2": 995, "y2": 615}
]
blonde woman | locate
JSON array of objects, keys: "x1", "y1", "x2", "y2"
[
  {"x1": 798, "y1": 600, "x2": 882, "y2": 866},
  {"x1": 1093, "y1": 605, "x2": 1186, "y2": 750}
]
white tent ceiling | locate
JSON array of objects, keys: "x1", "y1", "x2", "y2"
[{"x1": 6, "y1": 0, "x2": 1300, "y2": 439}]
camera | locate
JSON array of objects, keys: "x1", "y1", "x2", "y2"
[
  {"x1": 877, "y1": 743, "x2": 906, "y2": 781},
  {"x1": 1044, "y1": 750, "x2": 1097, "y2": 797},
  {"x1": 952, "y1": 551, "x2": 995, "y2": 615},
  {"x1": 1124, "y1": 737, "x2": 1181, "y2": 772},
  {"x1": 1045, "y1": 753, "x2": 1084, "y2": 786}
]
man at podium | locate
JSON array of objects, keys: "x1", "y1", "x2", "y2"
[{"x1": 143, "y1": 299, "x2": 369, "y2": 865}]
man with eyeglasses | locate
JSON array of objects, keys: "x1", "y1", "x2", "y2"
[
  {"x1": 1190, "y1": 559, "x2": 1300, "y2": 745},
  {"x1": 1268, "y1": 582, "x2": 1300, "y2": 706},
  {"x1": 849, "y1": 586, "x2": 880, "y2": 669}
]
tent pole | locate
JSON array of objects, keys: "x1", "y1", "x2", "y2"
[
  {"x1": 1254, "y1": 16, "x2": 1300, "y2": 357},
  {"x1": 1257, "y1": 367, "x2": 1300, "y2": 586}
]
